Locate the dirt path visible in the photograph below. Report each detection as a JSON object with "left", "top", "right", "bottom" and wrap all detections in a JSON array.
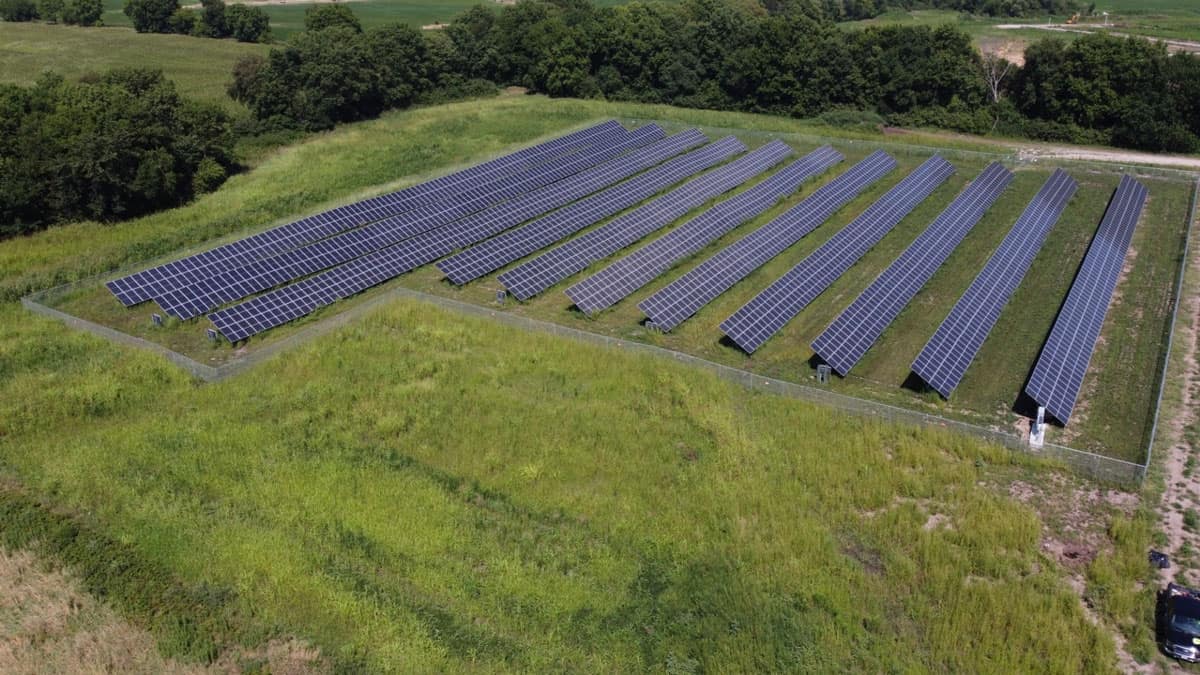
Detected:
[
  {"left": 183, "top": 0, "right": 362, "bottom": 7},
  {"left": 1158, "top": 212, "right": 1200, "bottom": 590},
  {"left": 885, "top": 127, "right": 1200, "bottom": 171},
  {"left": 996, "top": 23, "right": 1200, "bottom": 56}
]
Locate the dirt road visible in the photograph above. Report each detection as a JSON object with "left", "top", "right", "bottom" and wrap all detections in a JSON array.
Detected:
[{"left": 996, "top": 23, "right": 1200, "bottom": 56}]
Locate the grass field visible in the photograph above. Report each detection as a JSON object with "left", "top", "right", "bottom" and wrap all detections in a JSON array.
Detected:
[
  {"left": 0, "top": 293, "right": 1122, "bottom": 672},
  {"left": 0, "top": 22, "right": 266, "bottom": 112},
  {"left": 2, "top": 94, "right": 1189, "bottom": 670},
  {"left": 31, "top": 96, "right": 1193, "bottom": 464}
]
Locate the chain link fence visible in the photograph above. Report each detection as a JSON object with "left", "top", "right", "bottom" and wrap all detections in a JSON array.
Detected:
[{"left": 21, "top": 123, "right": 1200, "bottom": 487}]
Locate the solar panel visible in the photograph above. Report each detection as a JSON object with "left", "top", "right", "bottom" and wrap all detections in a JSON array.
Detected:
[
  {"left": 437, "top": 138, "right": 769, "bottom": 287},
  {"left": 638, "top": 150, "right": 897, "bottom": 333},
  {"left": 1024, "top": 175, "right": 1148, "bottom": 423},
  {"left": 105, "top": 120, "right": 626, "bottom": 306},
  {"left": 720, "top": 155, "right": 955, "bottom": 354},
  {"left": 315, "top": 130, "right": 722, "bottom": 288},
  {"left": 910, "top": 168, "right": 1078, "bottom": 396},
  {"left": 157, "top": 125, "right": 666, "bottom": 319},
  {"left": 809, "top": 162, "right": 1014, "bottom": 377},
  {"left": 564, "top": 146, "right": 843, "bottom": 316},
  {"left": 497, "top": 139, "right": 793, "bottom": 301}
]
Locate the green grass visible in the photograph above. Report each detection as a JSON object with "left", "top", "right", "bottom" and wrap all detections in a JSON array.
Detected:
[
  {"left": 2, "top": 94, "right": 1189, "bottom": 671},
  {"left": 0, "top": 22, "right": 267, "bottom": 112},
  {"left": 27, "top": 96, "right": 1189, "bottom": 464},
  {"left": 0, "top": 295, "right": 1120, "bottom": 671}
]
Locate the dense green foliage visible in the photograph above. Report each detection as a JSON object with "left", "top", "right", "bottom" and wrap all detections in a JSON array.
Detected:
[
  {"left": 0, "top": 0, "right": 38, "bottom": 21},
  {"left": 1012, "top": 33, "right": 1200, "bottom": 151},
  {"left": 229, "top": 22, "right": 455, "bottom": 130},
  {"left": 124, "top": 0, "right": 176, "bottom": 32},
  {"left": 231, "top": 0, "right": 1199, "bottom": 152},
  {"left": 303, "top": 2, "right": 361, "bottom": 33},
  {"left": 125, "top": 0, "right": 268, "bottom": 41},
  {"left": 0, "top": 69, "right": 234, "bottom": 237}
]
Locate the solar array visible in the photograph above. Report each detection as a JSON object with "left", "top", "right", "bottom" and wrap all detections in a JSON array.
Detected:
[
  {"left": 911, "top": 168, "right": 1078, "bottom": 397},
  {"left": 437, "top": 136, "right": 751, "bottom": 286},
  {"left": 720, "top": 155, "right": 955, "bottom": 354},
  {"left": 209, "top": 134, "right": 758, "bottom": 342},
  {"left": 564, "top": 146, "right": 843, "bottom": 316},
  {"left": 157, "top": 124, "right": 666, "bottom": 319},
  {"left": 497, "top": 140, "right": 792, "bottom": 301},
  {"left": 639, "top": 150, "right": 897, "bottom": 333},
  {"left": 106, "top": 120, "right": 625, "bottom": 306},
  {"left": 1025, "top": 175, "right": 1148, "bottom": 423},
  {"left": 108, "top": 118, "right": 1139, "bottom": 434},
  {"left": 341, "top": 135, "right": 744, "bottom": 285},
  {"left": 810, "top": 162, "right": 1014, "bottom": 376}
]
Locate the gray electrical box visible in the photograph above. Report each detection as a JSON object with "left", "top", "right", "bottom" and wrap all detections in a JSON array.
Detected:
[{"left": 817, "top": 364, "right": 831, "bottom": 384}]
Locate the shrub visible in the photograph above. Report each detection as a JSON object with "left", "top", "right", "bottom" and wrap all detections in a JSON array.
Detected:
[
  {"left": 0, "top": 69, "right": 234, "bottom": 237},
  {"left": 304, "top": 2, "right": 359, "bottom": 33},
  {"left": 123, "top": 0, "right": 178, "bottom": 33},
  {"left": 191, "top": 156, "right": 227, "bottom": 195},
  {"left": 224, "top": 2, "right": 268, "bottom": 42},
  {"left": 195, "top": 0, "right": 226, "bottom": 38},
  {"left": 0, "top": 0, "right": 38, "bottom": 21},
  {"left": 166, "top": 6, "right": 194, "bottom": 33},
  {"left": 61, "top": 0, "right": 102, "bottom": 25},
  {"left": 36, "top": 0, "right": 60, "bottom": 22}
]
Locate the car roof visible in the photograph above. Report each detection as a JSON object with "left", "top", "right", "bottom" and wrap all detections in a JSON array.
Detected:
[{"left": 1174, "top": 595, "right": 1200, "bottom": 616}]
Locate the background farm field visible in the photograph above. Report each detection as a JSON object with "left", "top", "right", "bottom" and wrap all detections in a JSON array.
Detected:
[
  {"left": 92, "top": 0, "right": 673, "bottom": 39},
  {"left": 0, "top": 22, "right": 267, "bottom": 112},
  {"left": 37, "top": 97, "right": 1194, "bottom": 465}
]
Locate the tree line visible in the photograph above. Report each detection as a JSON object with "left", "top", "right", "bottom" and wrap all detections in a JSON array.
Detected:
[
  {"left": 0, "top": 0, "right": 102, "bottom": 25},
  {"left": 0, "top": 70, "right": 234, "bottom": 237},
  {"left": 230, "top": 0, "right": 1200, "bottom": 153},
  {"left": 123, "top": 0, "right": 270, "bottom": 42}
]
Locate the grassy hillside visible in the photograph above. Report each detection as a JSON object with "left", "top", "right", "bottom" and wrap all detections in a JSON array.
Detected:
[
  {"left": 0, "top": 297, "right": 1120, "bottom": 672},
  {"left": 0, "top": 23, "right": 267, "bottom": 112},
  {"left": 0, "top": 96, "right": 1166, "bottom": 670}
]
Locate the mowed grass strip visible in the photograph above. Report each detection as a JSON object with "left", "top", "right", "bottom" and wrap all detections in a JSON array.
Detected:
[
  {"left": 0, "top": 294, "right": 1116, "bottom": 671},
  {"left": 0, "top": 23, "right": 267, "bottom": 112}
]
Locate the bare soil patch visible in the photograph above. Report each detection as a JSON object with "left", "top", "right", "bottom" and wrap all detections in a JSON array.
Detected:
[{"left": 0, "top": 547, "right": 329, "bottom": 675}]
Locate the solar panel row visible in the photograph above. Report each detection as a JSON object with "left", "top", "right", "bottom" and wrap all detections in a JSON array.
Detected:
[
  {"left": 405, "top": 130, "right": 717, "bottom": 271},
  {"left": 564, "top": 145, "right": 843, "bottom": 316},
  {"left": 1025, "top": 175, "right": 1148, "bottom": 423},
  {"left": 719, "top": 155, "right": 955, "bottom": 354},
  {"left": 497, "top": 139, "right": 793, "bottom": 301},
  {"left": 208, "top": 133, "right": 743, "bottom": 342},
  {"left": 436, "top": 137, "right": 754, "bottom": 287},
  {"left": 810, "top": 162, "right": 1014, "bottom": 377},
  {"left": 910, "top": 168, "right": 1078, "bottom": 397},
  {"left": 339, "top": 135, "right": 744, "bottom": 288},
  {"left": 106, "top": 120, "right": 626, "bottom": 306},
  {"left": 639, "top": 150, "right": 897, "bottom": 333},
  {"left": 160, "top": 124, "right": 665, "bottom": 319}
]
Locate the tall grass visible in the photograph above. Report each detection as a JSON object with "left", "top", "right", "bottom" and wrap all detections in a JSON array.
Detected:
[{"left": 0, "top": 297, "right": 1118, "bottom": 671}]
